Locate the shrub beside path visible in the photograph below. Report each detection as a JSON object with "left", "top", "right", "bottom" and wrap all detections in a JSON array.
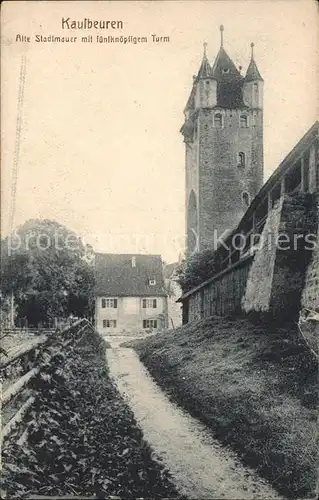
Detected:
[{"left": 1, "top": 332, "right": 181, "bottom": 498}]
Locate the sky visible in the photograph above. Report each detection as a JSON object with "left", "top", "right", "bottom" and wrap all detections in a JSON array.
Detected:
[{"left": 1, "top": 0, "right": 318, "bottom": 262}]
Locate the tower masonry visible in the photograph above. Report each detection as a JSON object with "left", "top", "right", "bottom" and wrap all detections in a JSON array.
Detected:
[{"left": 181, "top": 27, "right": 264, "bottom": 255}]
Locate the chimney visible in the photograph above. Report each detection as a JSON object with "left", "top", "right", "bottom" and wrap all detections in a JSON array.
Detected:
[{"left": 132, "top": 256, "right": 136, "bottom": 267}]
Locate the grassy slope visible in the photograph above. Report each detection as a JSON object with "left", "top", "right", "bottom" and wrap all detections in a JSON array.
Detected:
[{"left": 130, "top": 316, "right": 318, "bottom": 499}]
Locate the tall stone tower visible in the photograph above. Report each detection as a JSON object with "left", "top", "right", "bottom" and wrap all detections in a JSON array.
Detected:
[{"left": 181, "top": 26, "right": 264, "bottom": 255}]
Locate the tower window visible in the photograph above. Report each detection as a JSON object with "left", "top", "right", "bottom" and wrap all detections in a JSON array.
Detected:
[
  {"left": 253, "top": 83, "right": 259, "bottom": 106},
  {"left": 193, "top": 126, "right": 198, "bottom": 140},
  {"left": 240, "top": 115, "right": 248, "bottom": 128},
  {"left": 242, "top": 191, "right": 250, "bottom": 208},
  {"left": 214, "top": 113, "right": 223, "bottom": 128},
  {"left": 238, "top": 152, "right": 245, "bottom": 167},
  {"left": 222, "top": 68, "right": 230, "bottom": 74}
]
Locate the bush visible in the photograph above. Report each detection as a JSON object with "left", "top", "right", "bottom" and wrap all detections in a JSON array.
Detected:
[
  {"left": 2, "top": 331, "right": 180, "bottom": 499},
  {"left": 175, "top": 249, "right": 218, "bottom": 292}
]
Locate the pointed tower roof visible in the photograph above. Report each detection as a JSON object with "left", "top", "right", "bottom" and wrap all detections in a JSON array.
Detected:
[
  {"left": 211, "top": 26, "right": 242, "bottom": 82},
  {"left": 196, "top": 43, "right": 212, "bottom": 79},
  {"left": 211, "top": 46, "right": 242, "bottom": 81},
  {"left": 245, "top": 43, "right": 263, "bottom": 82},
  {"left": 211, "top": 25, "right": 245, "bottom": 109}
]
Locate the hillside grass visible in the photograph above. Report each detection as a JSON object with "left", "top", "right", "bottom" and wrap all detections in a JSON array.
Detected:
[{"left": 128, "top": 316, "right": 318, "bottom": 499}]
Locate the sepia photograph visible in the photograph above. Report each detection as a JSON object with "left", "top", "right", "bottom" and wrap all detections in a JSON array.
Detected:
[{"left": 1, "top": 0, "right": 318, "bottom": 498}]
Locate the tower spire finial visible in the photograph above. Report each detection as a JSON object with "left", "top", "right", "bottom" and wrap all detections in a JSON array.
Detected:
[
  {"left": 250, "top": 42, "right": 255, "bottom": 60},
  {"left": 203, "top": 42, "right": 208, "bottom": 57},
  {"left": 220, "top": 25, "right": 224, "bottom": 47}
]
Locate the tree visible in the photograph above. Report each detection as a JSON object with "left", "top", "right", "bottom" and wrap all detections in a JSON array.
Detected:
[
  {"left": 1, "top": 219, "right": 95, "bottom": 327},
  {"left": 175, "top": 249, "right": 218, "bottom": 293}
]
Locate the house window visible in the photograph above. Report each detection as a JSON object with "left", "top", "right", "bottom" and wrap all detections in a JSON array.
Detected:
[
  {"left": 143, "top": 319, "right": 158, "bottom": 329},
  {"left": 242, "top": 191, "right": 250, "bottom": 208},
  {"left": 101, "top": 298, "right": 117, "bottom": 308},
  {"left": 240, "top": 115, "right": 248, "bottom": 128},
  {"left": 103, "top": 319, "right": 117, "bottom": 328},
  {"left": 214, "top": 113, "right": 223, "bottom": 129},
  {"left": 238, "top": 152, "right": 245, "bottom": 167},
  {"left": 149, "top": 279, "right": 156, "bottom": 286},
  {"left": 142, "top": 298, "right": 157, "bottom": 309}
]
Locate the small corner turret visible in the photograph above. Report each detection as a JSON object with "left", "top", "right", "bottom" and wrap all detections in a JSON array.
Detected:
[{"left": 243, "top": 42, "right": 264, "bottom": 109}]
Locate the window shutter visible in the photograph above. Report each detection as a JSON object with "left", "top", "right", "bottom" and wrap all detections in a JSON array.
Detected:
[
  {"left": 114, "top": 299, "right": 118, "bottom": 308},
  {"left": 153, "top": 299, "right": 157, "bottom": 308},
  {"left": 142, "top": 299, "right": 146, "bottom": 308}
]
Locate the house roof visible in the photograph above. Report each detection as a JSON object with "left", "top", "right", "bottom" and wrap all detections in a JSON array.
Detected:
[{"left": 94, "top": 253, "right": 167, "bottom": 297}]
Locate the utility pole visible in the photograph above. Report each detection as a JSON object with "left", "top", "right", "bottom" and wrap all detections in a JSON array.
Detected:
[
  {"left": 8, "top": 55, "right": 27, "bottom": 328},
  {"left": 10, "top": 292, "right": 15, "bottom": 327}
]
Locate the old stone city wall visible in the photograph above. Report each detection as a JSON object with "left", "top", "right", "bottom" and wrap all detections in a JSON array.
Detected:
[{"left": 185, "top": 192, "right": 318, "bottom": 323}]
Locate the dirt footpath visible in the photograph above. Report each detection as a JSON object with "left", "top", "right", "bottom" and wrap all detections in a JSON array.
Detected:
[{"left": 106, "top": 347, "right": 282, "bottom": 500}]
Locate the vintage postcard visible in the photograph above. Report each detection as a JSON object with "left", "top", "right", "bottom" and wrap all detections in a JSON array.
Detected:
[{"left": 1, "top": 0, "right": 318, "bottom": 499}]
